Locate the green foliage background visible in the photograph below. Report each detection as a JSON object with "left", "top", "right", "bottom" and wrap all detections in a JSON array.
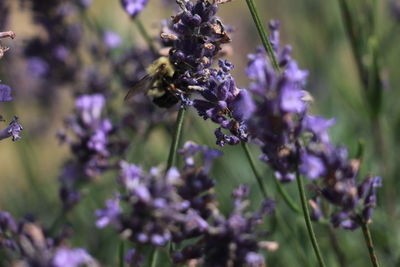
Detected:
[{"left": 0, "top": 0, "right": 399, "bottom": 266}]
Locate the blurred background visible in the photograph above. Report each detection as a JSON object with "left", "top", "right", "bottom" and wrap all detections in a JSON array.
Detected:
[{"left": 0, "top": 0, "right": 399, "bottom": 266}]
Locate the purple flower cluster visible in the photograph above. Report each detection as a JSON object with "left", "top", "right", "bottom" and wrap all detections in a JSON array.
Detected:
[
  {"left": 160, "top": 0, "right": 232, "bottom": 106},
  {"left": 96, "top": 142, "right": 223, "bottom": 258},
  {"left": 193, "top": 60, "right": 255, "bottom": 146},
  {"left": 159, "top": 0, "right": 253, "bottom": 145},
  {"left": 174, "top": 185, "right": 276, "bottom": 266},
  {"left": 246, "top": 21, "right": 381, "bottom": 229},
  {"left": 174, "top": 141, "right": 221, "bottom": 240},
  {"left": 58, "top": 94, "right": 121, "bottom": 210},
  {"left": 246, "top": 21, "right": 309, "bottom": 182},
  {"left": 96, "top": 141, "right": 277, "bottom": 266},
  {"left": 0, "top": 211, "right": 98, "bottom": 266},
  {"left": 303, "top": 143, "right": 382, "bottom": 229},
  {"left": 96, "top": 162, "right": 203, "bottom": 247}
]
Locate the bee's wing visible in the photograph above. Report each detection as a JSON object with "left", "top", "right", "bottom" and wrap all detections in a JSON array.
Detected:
[{"left": 124, "top": 75, "right": 155, "bottom": 101}]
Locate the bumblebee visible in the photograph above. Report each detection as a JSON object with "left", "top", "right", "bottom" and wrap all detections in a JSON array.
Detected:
[{"left": 124, "top": 57, "right": 179, "bottom": 108}]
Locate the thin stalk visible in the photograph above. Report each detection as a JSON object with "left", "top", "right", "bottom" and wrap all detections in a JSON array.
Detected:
[
  {"left": 119, "top": 241, "right": 125, "bottom": 267},
  {"left": 241, "top": 141, "right": 302, "bottom": 213},
  {"left": 134, "top": 18, "right": 157, "bottom": 55},
  {"left": 274, "top": 209, "right": 309, "bottom": 266},
  {"left": 241, "top": 142, "right": 302, "bottom": 213},
  {"left": 337, "top": 0, "right": 366, "bottom": 86},
  {"left": 166, "top": 107, "right": 186, "bottom": 170},
  {"left": 328, "top": 225, "right": 348, "bottom": 267},
  {"left": 245, "top": 0, "right": 280, "bottom": 72},
  {"left": 149, "top": 248, "right": 159, "bottom": 267},
  {"left": 360, "top": 218, "right": 380, "bottom": 267},
  {"left": 295, "top": 166, "right": 326, "bottom": 267},
  {"left": 272, "top": 176, "right": 302, "bottom": 214},
  {"left": 48, "top": 211, "right": 67, "bottom": 236},
  {"left": 241, "top": 141, "right": 268, "bottom": 198}
]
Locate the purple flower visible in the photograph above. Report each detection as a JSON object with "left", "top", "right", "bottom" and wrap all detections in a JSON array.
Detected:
[
  {"left": 280, "top": 84, "right": 306, "bottom": 113},
  {"left": 0, "top": 211, "right": 17, "bottom": 233},
  {"left": 300, "top": 153, "right": 325, "bottom": 180},
  {"left": 304, "top": 115, "right": 336, "bottom": 143},
  {"left": 27, "top": 57, "right": 49, "bottom": 78},
  {"left": 58, "top": 93, "right": 123, "bottom": 210},
  {"left": 245, "top": 252, "right": 265, "bottom": 267},
  {"left": 193, "top": 60, "right": 251, "bottom": 146},
  {"left": 284, "top": 61, "right": 309, "bottom": 84},
  {"left": 0, "top": 116, "right": 23, "bottom": 141},
  {"left": 159, "top": 0, "right": 239, "bottom": 119},
  {"left": 0, "top": 84, "right": 12, "bottom": 102},
  {"left": 245, "top": 22, "right": 311, "bottom": 181},
  {"left": 75, "top": 94, "right": 105, "bottom": 127},
  {"left": 53, "top": 248, "right": 95, "bottom": 267},
  {"left": 231, "top": 89, "right": 256, "bottom": 121},
  {"left": 245, "top": 20, "right": 381, "bottom": 230},
  {"left": 359, "top": 176, "right": 382, "bottom": 222},
  {"left": 178, "top": 141, "right": 222, "bottom": 173},
  {"left": 177, "top": 141, "right": 220, "bottom": 221},
  {"left": 95, "top": 197, "right": 122, "bottom": 228},
  {"left": 120, "top": 0, "right": 149, "bottom": 18},
  {"left": 174, "top": 186, "right": 274, "bottom": 266},
  {"left": 246, "top": 47, "right": 271, "bottom": 90},
  {"left": 97, "top": 162, "right": 190, "bottom": 247},
  {"left": 103, "top": 30, "right": 122, "bottom": 49}
]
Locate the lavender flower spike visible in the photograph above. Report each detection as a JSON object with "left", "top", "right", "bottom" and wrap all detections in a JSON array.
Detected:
[
  {"left": 0, "top": 116, "right": 23, "bottom": 141},
  {"left": 174, "top": 186, "right": 277, "bottom": 266}
]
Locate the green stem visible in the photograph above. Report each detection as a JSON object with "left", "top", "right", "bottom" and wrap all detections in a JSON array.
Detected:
[
  {"left": 119, "top": 241, "right": 125, "bottom": 267},
  {"left": 295, "top": 166, "right": 326, "bottom": 267},
  {"left": 360, "top": 218, "right": 380, "bottom": 267},
  {"left": 274, "top": 209, "right": 309, "bottom": 266},
  {"left": 337, "top": 0, "right": 366, "bottom": 86},
  {"left": 245, "top": 0, "right": 280, "bottom": 72},
  {"left": 149, "top": 248, "right": 159, "bottom": 267},
  {"left": 272, "top": 176, "right": 302, "bottom": 214},
  {"left": 134, "top": 18, "right": 157, "bottom": 55},
  {"left": 48, "top": 211, "right": 67, "bottom": 236},
  {"left": 241, "top": 142, "right": 268, "bottom": 198},
  {"left": 241, "top": 142, "right": 302, "bottom": 213},
  {"left": 166, "top": 107, "right": 186, "bottom": 170},
  {"left": 328, "top": 225, "right": 348, "bottom": 267}
]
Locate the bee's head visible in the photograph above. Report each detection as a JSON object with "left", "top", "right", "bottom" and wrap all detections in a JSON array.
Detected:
[{"left": 147, "top": 57, "right": 175, "bottom": 77}]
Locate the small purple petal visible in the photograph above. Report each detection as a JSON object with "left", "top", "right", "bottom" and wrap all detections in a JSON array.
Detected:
[{"left": 0, "top": 84, "right": 12, "bottom": 102}]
